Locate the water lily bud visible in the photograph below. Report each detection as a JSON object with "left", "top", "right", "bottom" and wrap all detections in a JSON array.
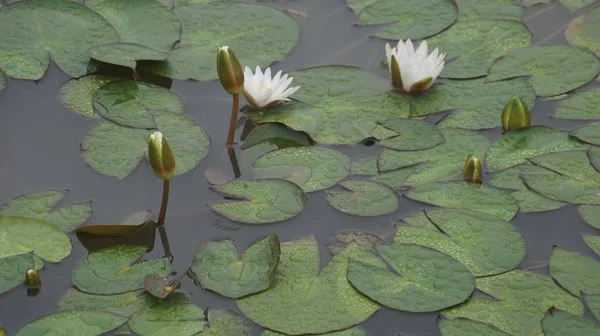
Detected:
[
  {"left": 217, "top": 46, "right": 244, "bottom": 95},
  {"left": 0, "top": 328, "right": 6, "bottom": 336},
  {"left": 462, "top": 155, "right": 483, "bottom": 184},
  {"left": 148, "top": 131, "right": 176, "bottom": 180},
  {"left": 389, "top": 55, "right": 403, "bottom": 90},
  {"left": 502, "top": 95, "right": 531, "bottom": 132},
  {"left": 25, "top": 269, "right": 41, "bottom": 286}
]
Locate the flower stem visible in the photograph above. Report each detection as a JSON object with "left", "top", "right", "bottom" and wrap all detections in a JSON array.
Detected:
[
  {"left": 226, "top": 94, "right": 240, "bottom": 147},
  {"left": 157, "top": 180, "right": 170, "bottom": 226}
]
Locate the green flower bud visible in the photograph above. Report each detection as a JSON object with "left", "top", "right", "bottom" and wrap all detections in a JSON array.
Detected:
[
  {"left": 148, "top": 131, "right": 176, "bottom": 180},
  {"left": 25, "top": 269, "right": 41, "bottom": 286},
  {"left": 462, "top": 155, "right": 483, "bottom": 184},
  {"left": 502, "top": 95, "right": 531, "bottom": 133},
  {"left": 217, "top": 46, "right": 244, "bottom": 95}
]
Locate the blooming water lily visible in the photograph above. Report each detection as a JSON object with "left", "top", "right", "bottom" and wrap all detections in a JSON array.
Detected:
[
  {"left": 243, "top": 66, "right": 300, "bottom": 109},
  {"left": 385, "top": 39, "right": 446, "bottom": 93}
]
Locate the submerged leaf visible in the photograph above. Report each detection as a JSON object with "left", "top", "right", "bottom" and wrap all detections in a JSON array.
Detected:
[
  {"left": 326, "top": 180, "right": 399, "bottom": 216},
  {"left": 75, "top": 211, "right": 155, "bottom": 237},
  {"left": 566, "top": 7, "right": 600, "bottom": 57},
  {"left": 242, "top": 123, "right": 311, "bottom": 150},
  {"left": 59, "top": 75, "right": 120, "bottom": 118},
  {"left": 0, "top": 253, "right": 34, "bottom": 295},
  {"left": 15, "top": 311, "right": 127, "bottom": 336},
  {"left": 554, "top": 89, "right": 600, "bottom": 120},
  {"left": 58, "top": 289, "right": 150, "bottom": 317},
  {"left": 0, "top": 217, "right": 72, "bottom": 263},
  {"left": 128, "top": 293, "right": 205, "bottom": 336}
]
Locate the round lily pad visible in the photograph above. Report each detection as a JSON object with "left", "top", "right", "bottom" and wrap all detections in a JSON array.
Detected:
[
  {"left": 241, "top": 123, "right": 311, "bottom": 150},
  {"left": 128, "top": 293, "right": 205, "bottom": 336},
  {"left": 571, "top": 122, "right": 600, "bottom": 145},
  {"left": 378, "top": 118, "right": 444, "bottom": 150},
  {"left": 405, "top": 181, "right": 519, "bottom": 221},
  {"left": 453, "top": 0, "right": 522, "bottom": 20},
  {"left": 15, "top": 311, "right": 127, "bottom": 336},
  {"left": 58, "top": 289, "right": 150, "bottom": 317},
  {"left": 247, "top": 66, "right": 411, "bottom": 145},
  {"left": 554, "top": 89, "right": 600, "bottom": 120},
  {"left": 550, "top": 247, "right": 600, "bottom": 297},
  {"left": 0, "top": 253, "right": 34, "bottom": 295},
  {"left": 144, "top": 2, "right": 299, "bottom": 81},
  {"left": 59, "top": 75, "right": 121, "bottom": 118},
  {"left": 210, "top": 179, "right": 307, "bottom": 224},
  {"left": 542, "top": 310, "right": 600, "bottom": 336},
  {"left": 253, "top": 147, "right": 351, "bottom": 192},
  {"left": 348, "top": 243, "right": 475, "bottom": 312},
  {"left": 73, "top": 245, "right": 171, "bottom": 295},
  {"left": 0, "top": 0, "right": 119, "bottom": 80},
  {"left": 426, "top": 20, "right": 531, "bottom": 79},
  {"left": 89, "top": 43, "right": 169, "bottom": 69},
  {"left": 357, "top": 0, "right": 457, "bottom": 40},
  {"left": 325, "top": 180, "right": 399, "bottom": 216},
  {"left": 487, "top": 45, "right": 600, "bottom": 97},
  {"left": 439, "top": 319, "right": 512, "bottom": 336},
  {"left": 567, "top": 7, "right": 600, "bottom": 57},
  {"left": 579, "top": 205, "right": 600, "bottom": 229}
]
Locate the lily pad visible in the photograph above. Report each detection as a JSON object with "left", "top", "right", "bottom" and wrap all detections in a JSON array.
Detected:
[
  {"left": 579, "top": 205, "right": 600, "bottom": 229},
  {"left": 412, "top": 78, "right": 536, "bottom": 130},
  {"left": 426, "top": 20, "right": 531, "bottom": 79},
  {"left": 190, "top": 234, "right": 280, "bottom": 298},
  {"left": 237, "top": 237, "right": 386, "bottom": 335},
  {"left": 89, "top": 43, "right": 169, "bottom": 69},
  {"left": 372, "top": 166, "right": 416, "bottom": 190},
  {"left": 247, "top": 66, "right": 411, "bottom": 145},
  {"left": 571, "top": 122, "right": 600, "bottom": 145},
  {"left": 583, "top": 235, "right": 600, "bottom": 256},
  {"left": 550, "top": 247, "right": 600, "bottom": 297},
  {"left": 0, "top": 71, "right": 5, "bottom": 94},
  {"left": 325, "top": 180, "right": 399, "bottom": 216},
  {"left": 59, "top": 75, "right": 120, "bottom": 118},
  {"left": 0, "top": 0, "right": 119, "bottom": 79},
  {"left": 73, "top": 245, "right": 170, "bottom": 295},
  {"left": 586, "top": 294, "right": 600, "bottom": 321},
  {"left": 350, "top": 156, "right": 378, "bottom": 176},
  {"left": 486, "top": 126, "right": 587, "bottom": 171},
  {"left": 542, "top": 310, "right": 600, "bottom": 336},
  {"left": 438, "top": 319, "right": 512, "bottom": 336},
  {"left": 567, "top": 7, "right": 600, "bottom": 57},
  {"left": 378, "top": 118, "right": 444, "bottom": 150},
  {"left": 525, "top": 0, "right": 597, "bottom": 12},
  {"left": 253, "top": 147, "right": 351, "bottom": 192},
  {"left": 379, "top": 128, "right": 490, "bottom": 187},
  {"left": 145, "top": 2, "right": 298, "bottom": 81},
  {"left": 487, "top": 45, "right": 600, "bottom": 97},
  {"left": 0, "top": 216, "right": 72, "bottom": 263},
  {"left": 334, "top": 231, "right": 385, "bottom": 249},
  {"left": 401, "top": 211, "right": 438, "bottom": 231},
  {"left": 262, "top": 327, "right": 366, "bottom": 336},
  {"left": 453, "top": 0, "right": 522, "bottom": 20},
  {"left": 0, "top": 253, "right": 34, "bottom": 295},
  {"left": 554, "top": 89, "right": 600, "bottom": 120},
  {"left": 128, "top": 293, "right": 205, "bottom": 336},
  {"left": 200, "top": 309, "right": 252, "bottom": 336},
  {"left": 75, "top": 210, "right": 155, "bottom": 237},
  {"left": 242, "top": 123, "right": 311, "bottom": 150},
  {"left": 405, "top": 181, "right": 519, "bottom": 221},
  {"left": 356, "top": 0, "right": 457, "bottom": 40},
  {"left": 394, "top": 209, "right": 526, "bottom": 276},
  {"left": 58, "top": 289, "right": 150, "bottom": 317},
  {"left": 210, "top": 179, "right": 307, "bottom": 224},
  {"left": 348, "top": 243, "right": 475, "bottom": 312},
  {"left": 15, "top": 311, "right": 127, "bottom": 336}
]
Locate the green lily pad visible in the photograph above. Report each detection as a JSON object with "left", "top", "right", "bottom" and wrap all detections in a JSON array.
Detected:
[
  {"left": 0, "top": 0, "right": 119, "bottom": 80},
  {"left": 326, "top": 180, "right": 399, "bottom": 216},
  {"left": 439, "top": 319, "right": 511, "bottom": 336},
  {"left": 73, "top": 245, "right": 170, "bottom": 295},
  {"left": 241, "top": 123, "right": 311, "bottom": 150},
  {"left": 486, "top": 126, "right": 587, "bottom": 171},
  {"left": 0, "top": 189, "right": 93, "bottom": 232},
  {"left": 583, "top": 235, "right": 600, "bottom": 256},
  {"left": 93, "top": 81, "right": 183, "bottom": 129},
  {"left": 571, "top": 122, "right": 600, "bottom": 145},
  {"left": 490, "top": 165, "right": 566, "bottom": 213},
  {"left": 579, "top": 205, "right": 600, "bottom": 229},
  {"left": 0, "top": 252, "right": 34, "bottom": 295},
  {"left": 334, "top": 231, "right": 385, "bottom": 249},
  {"left": 210, "top": 179, "right": 307, "bottom": 224},
  {"left": 586, "top": 294, "right": 600, "bottom": 321},
  {"left": 567, "top": 7, "right": 600, "bottom": 57},
  {"left": 379, "top": 128, "right": 490, "bottom": 187},
  {"left": 348, "top": 243, "right": 475, "bottom": 312},
  {"left": 15, "top": 311, "right": 127, "bottom": 336},
  {"left": 58, "top": 289, "right": 150, "bottom": 317},
  {"left": 89, "top": 43, "right": 169, "bottom": 69},
  {"left": 0, "top": 71, "right": 5, "bottom": 94},
  {"left": 262, "top": 326, "right": 366, "bottom": 336},
  {"left": 487, "top": 45, "right": 600, "bottom": 97},
  {"left": 86, "top": 0, "right": 180, "bottom": 52},
  {"left": 550, "top": 247, "right": 600, "bottom": 297},
  {"left": 589, "top": 147, "right": 600, "bottom": 172},
  {"left": 426, "top": 20, "right": 531, "bottom": 79},
  {"left": 253, "top": 147, "right": 351, "bottom": 192},
  {"left": 412, "top": 78, "right": 536, "bottom": 130},
  {"left": 406, "top": 181, "right": 519, "bottom": 221},
  {"left": 555, "top": 89, "right": 600, "bottom": 120},
  {"left": 247, "top": 66, "right": 411, "bottom": 145},
  {"left": 453, "top": 0, "right": 522, "bottom": 20},
  {"left": 144, "top": 2, "right": 298, "bottom": 81},
  {"left": 542, "top": 310, "right": 600, "bottom": 336},
  {"left": 394, "top": 209, "right": 526, "bottom": 276},
  {"left": 350, "top": 156, "right": 378, "bottom": 176},
  {"left": 401, "top": 211, "right": 438, "bottom": 230},
  {"left": 0, "top": 216, "right": 71, "bottom": 263},
  {"left": 59, "top": 75, "right": 120, "bottom": 118},
  {"left": 524, "top": 0, "right": 597, "bottom": 12},
  {"left": 190, "top": 234, "right": 280, "bottom": 298},
  {"left": 200, "top": 309, "right": 252, "bottom": 336},
  {"left": 128, "top": 293, "right": 205, "bottom": 336},
  {"left": 237, "top": 237, "right": 386, "bottom": 335},
  {"left": 372, "top": 166, "right": 416, "bottom": 190},
  {"left": 378, "top": 118, "right": 444, "bottom": 150},
  {"left": 356, "top": 0, "right": 457, "bottom": 40}
]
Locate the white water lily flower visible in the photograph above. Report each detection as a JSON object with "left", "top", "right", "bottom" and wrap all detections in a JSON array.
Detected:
[
  {"left": 242, "top": 66, "right": 300, "bottom": 109},
  {"left": 385, "top": 39, "right": 446, "bottom": 93}
]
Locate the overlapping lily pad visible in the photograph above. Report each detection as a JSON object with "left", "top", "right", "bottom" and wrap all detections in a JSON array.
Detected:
[
  {"left": 372, "top": 166, "right": 416, "bottom": 190},
  {"left": 438, "top": 319, "right": 511, "bottom": 336},
  {"left": 15, "top": 311, "right": 127, "bottom": 336},
  {"left": 567, "top": 7, "right": 600, "bottom": 57},
  {"left": 0, "top": 0, "right": 119, "bottom": 80},
  {"left": 89, "top": 43, "right": 169, "bottom": 69},
  {"left": 247, "top": 66, "right": 411, "bottom": 145},
  {"left": 0, "top": 252, "right": 34, "bottom": 295},
  {"left": 59, "top": 75, "right": 120, "bottom": 118},
  {"left": 0, "top": 189, "right": 93, "bottom": 232},
  {"left": 201, "top": 308, "right": 253, "bottom": 336},
  {"left": 326, "top": 180, "right": 398, "bottom": 216},
  {"left": 190, "top": 234, "right": 280, "bottom": 298},
  {"left": 583, "top": 235, "right": 600, "bottom": 256},
  {"left": 487, "top": 45, "right": 600, "bottom": 97},
  {"left": 144, "top": 2, "right": 299, "bottom": 81},
  {"left": 378, "top": 118, "right": 444, "bottom": 150},
  {"left": 394, "top": 209, "right": 526, "bottom": 276},
  {"left": 426, "top": 20, "right": 531, "bottom": 79},
  {"left": 452, "top": 0, "right": 522, "bottom": 20},
  {"left": 253, "top": 147, "right": 351, "bottom": 192},
  {"left": 58, "top": 289, "right": 150, "bottom": 317},
  {"left": 571, "top": 122, "right": 600, "bottom": 145},
  {"left": 242, "top": 123, "right": 311, "bottom": 150},
  {"left": 555, "top": 89, "right": 600, "bottom": 120},
  {"left": 237, "top": 237, "right": 386, "bottom": 335},
  {"left": 586, "top": 294, "right": 600, "bottom": 321},
  {"left": 128, "top": 293, "right": 205, "bottom": 336},
  {"left": 348, "top": 243, "right": 475, "bottom": 312},
  {"left": 0, "top": 217, "right": 72, "bottom": 263},
  {"left": 542, "top": 310, "right": 600, "bottom": 336},
  {"left": 350, "top": 156, "right": 378, "bottom": 176},
  {"left": 210, "top": 179, "right": 307, "bottom": 224},
  {"left": 550, "top": 247, "right": 600, "bottom": 297},
  {"left": 73, "top": 245, "right": 170, "bottom": 295},
  {"left": 579, "top": 205, "right": 600, "bottom": 229}
]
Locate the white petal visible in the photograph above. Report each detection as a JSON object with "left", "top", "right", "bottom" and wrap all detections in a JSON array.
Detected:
[
  {"left": 414, "top": 41, "right": 429, "bottom": 61},
  {"left": 405, "top": 39, "right": 415, "bottom": 57}
]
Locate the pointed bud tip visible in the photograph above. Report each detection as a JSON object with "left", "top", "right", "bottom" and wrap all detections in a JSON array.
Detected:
[
  {"left": 25, "top": 269, "right": 41, "bottom": 286},
  {"left": 148, "top": 131, "right": 176, "bottom": 181},
  {"left": 217, "top": 46, "right": 244, "bottom": 95},
  {"left": 502, "top": 95, "right": 531, "bottom": 132},
  {"left": 462, "top": 155, "right": 483, "bottom": 184}
]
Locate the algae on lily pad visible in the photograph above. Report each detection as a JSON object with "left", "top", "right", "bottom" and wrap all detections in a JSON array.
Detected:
[
  {"left": 89, "top": 43, "right": 169, "bottom": 69},
  {"left": 73, "top": 245, "right": 170, "bottom": 295},
  {"left": 567, "top": 7, "right": 600, "bottom": 57},
  {"left": 210, "top": 179, "right": 307, "bottom": 224},
  {"left": 15, "top": 311, "right": 127, "bottom": 336},
  {"left": 58, "top": 289, "right": 150, "bottom": 317},
  {"left": 59, "top": 75, "right": 120, "bottom": 118},
  {"left": 550, "top": 247, "right": 600, "bottom": 297},
  {"left": 377, "top": 118, "right": 444, "bottom": 150},
  {"left": 242, "top": 123, "right": 311, "bottom": 150},
  {"left": 487, "top": 45, "right": 600, "bottom": 97},
  {"left": 347, "top": 243, "right": 475, "bottom": 312},
  {"left": 247, "top": 66, "right": 411, "bottom": 145},
  {"left": 325, "top": 180, "right": 399, "bottom": 216},
  {"left": 190, "top": 234, "right": 280, "bottom": 298},
  {"left": 128, "top": 293, "right": 205, "bottom": 336},
  {"left": 579, "top": 205, "right": 600, "bottom": 229},
  {"left": 0, "top": 0, "right": 119, "bottom": 80},
  {"left": 237, "top": 237, "right": 386, "bottom": 335},
  {"left": 542, "top": 310, "right": 600, "bottom": 336},
  {"left": 0, "top": 252, "right": 34, "bottom": 295},
  {"left": 438, "top": 319, "right": 512, "bottom": 336},
  {"left": 554, "top": 89, "right": 600, "bottom": 120}
]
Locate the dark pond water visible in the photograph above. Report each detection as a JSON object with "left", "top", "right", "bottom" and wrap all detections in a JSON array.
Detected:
[{"left": 1, "top": 0, "right": 600, "bottom": 335}]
